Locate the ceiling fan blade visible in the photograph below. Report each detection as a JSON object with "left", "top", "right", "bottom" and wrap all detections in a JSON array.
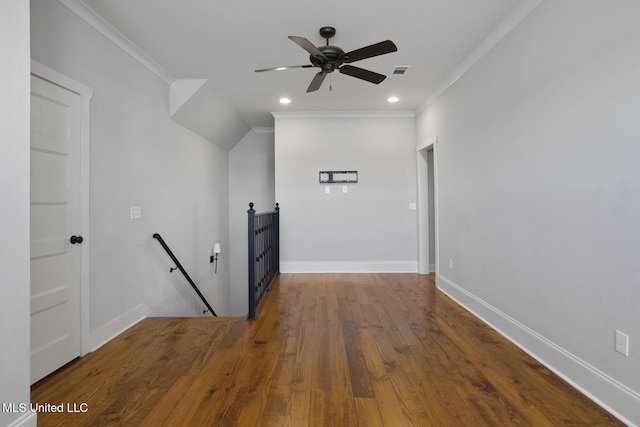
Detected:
[
  {"left": 255, "top": 65, "right": 313, "bottom": 72},
  {"left": 288, "top": 36, "right": 327, "bottom": 60},
  {"left": 306, "top": 71, "right": 327, "bottom": 92},
  {"left": 344, "top": 40, "right": 397, "bottom": 63},
  {"left": 339, "top": 65, "right": 386, "bottom": 84}
]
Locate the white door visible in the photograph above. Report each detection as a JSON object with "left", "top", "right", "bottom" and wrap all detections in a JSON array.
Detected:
[{"left": 30, "top": 75, "right": 82, "bottom": 384}]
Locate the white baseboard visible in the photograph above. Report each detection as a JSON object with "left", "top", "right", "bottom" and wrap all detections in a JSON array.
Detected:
[
  {"left": 280, "top": 261, "right": 418, "bottom": 273},
  {"left": 436, "top": 274, "right": 639, "bottom": 427},
  {"left": 85, "top": 303, "right": 151, "bottom": 354},
  {"left": 6, "top": 412, "right": 37, "bottom": 427}
]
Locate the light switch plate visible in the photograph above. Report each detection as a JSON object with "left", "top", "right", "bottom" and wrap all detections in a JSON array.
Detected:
[{"left": 130, "top": 206, "right": 141, "bottom": 220}]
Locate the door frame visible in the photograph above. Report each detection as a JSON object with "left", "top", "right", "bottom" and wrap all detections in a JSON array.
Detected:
[
  {"left": 31, "top": 60, "right": 93, "bottom": 356},
  {"left": 416, "top": 136, "right": 438, "bottom": 275}
]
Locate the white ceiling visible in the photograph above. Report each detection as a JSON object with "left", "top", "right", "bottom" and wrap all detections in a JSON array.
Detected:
[{"left": 81, "top": 0, "right": 524, "bottom": 128}]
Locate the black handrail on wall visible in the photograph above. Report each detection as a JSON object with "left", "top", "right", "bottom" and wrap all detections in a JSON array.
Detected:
[
  {"left": 247, "top": 202, "right": 280, "bottom": 320},
  {"left": 153, "top": 233, "right": 217, "bottom": 317}
]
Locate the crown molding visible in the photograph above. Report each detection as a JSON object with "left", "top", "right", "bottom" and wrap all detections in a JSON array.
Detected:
[
  {"left": 57, "top": 0, "right": 175, "bottom": 85},
  {"left": 415, "top": 0, "right": 544, "bottom": 114},
  {"left": 272, "top": 111, "right": 415, "bottom": 119}
]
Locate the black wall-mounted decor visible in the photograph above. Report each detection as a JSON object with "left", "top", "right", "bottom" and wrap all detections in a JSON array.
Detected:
[{"left": 319, "top": 171, "right": 358, "bottom": 184}]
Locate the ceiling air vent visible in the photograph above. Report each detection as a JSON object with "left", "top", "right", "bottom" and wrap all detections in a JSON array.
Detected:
[{"left": 392, "top": 66, "right": 410, "bottom": 76}]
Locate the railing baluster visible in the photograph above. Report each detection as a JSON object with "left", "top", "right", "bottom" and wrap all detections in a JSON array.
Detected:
[
  {"left": 247, "top": 203, "right": 257, "bottom": 320},
  {"left": 247, "top": 202, "right": 280, "bottom": 321}
]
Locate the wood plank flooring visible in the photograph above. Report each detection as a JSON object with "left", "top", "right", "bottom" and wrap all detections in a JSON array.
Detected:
[{"left": 31, "top": 273, "right": 624, "bottom": 426}]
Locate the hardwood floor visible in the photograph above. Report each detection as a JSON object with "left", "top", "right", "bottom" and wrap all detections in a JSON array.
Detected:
[{"left": 31, "top": 274, "right": 624, "bottom": 426}]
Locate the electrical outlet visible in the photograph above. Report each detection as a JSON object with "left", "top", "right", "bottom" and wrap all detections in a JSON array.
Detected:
[
  {"left": 343, "top": 186, "right": 348, "bottom": 193},
  {"left": 615, "top": 330, "right": 629, "bottom": 357},
  {"left": 449, "top": 258, "right": 453, "bottom": 269}
]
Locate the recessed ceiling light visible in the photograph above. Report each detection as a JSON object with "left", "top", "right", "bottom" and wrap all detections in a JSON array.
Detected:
[
  {"left": 279, "top": 97, "right": 291, "bottom": 104},
  {"left": 387, "top": 96, "right": 399, "bottom": 103}
]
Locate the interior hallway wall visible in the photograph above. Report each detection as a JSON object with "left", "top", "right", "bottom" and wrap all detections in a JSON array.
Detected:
[
  {"left": 0, "top": 2, "right": 34, "bottom": 426},
  {"left": 274, "top": 113, "right": 418, "bottom": 272},
  {"left": 416, "top": 1, "right": 640, "bottom": 423},
  {"left": 31, "top": 0, "right": 232, "bottom": 330}
]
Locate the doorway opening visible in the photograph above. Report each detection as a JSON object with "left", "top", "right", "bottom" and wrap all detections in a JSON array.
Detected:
[{"left": 417, "top": 137, "right": 437, "bottom": 275}]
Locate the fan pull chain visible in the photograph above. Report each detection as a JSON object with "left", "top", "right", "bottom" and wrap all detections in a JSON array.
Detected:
[{"left": 329, "top": 73, "right": 332, "bottom": 92}]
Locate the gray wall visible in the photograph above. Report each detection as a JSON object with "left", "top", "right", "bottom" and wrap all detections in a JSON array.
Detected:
[
  {"left": 274, "top": 113, "right": 418, "bottom": 272},
  {"left": 0, "top": 3, "right": 33, "bottom": 426},
  {"left": 416, "top": 1, "right": 640, "bottom": 423},
  {"left": 228, "top": 129, "right": 275, "bottom": 316},
  {"left": 31, "top": 0, "right": 233, "bottom": 328}
]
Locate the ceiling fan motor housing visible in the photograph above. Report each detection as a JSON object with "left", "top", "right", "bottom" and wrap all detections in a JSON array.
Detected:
[{"left": 310, "top": 45, "right": 345, "bottom": 72}]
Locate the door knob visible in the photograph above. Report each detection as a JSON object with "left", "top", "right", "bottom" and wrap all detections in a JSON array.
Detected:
[{"left": 70, "top": 235, "right": 84, "bottom": 244}]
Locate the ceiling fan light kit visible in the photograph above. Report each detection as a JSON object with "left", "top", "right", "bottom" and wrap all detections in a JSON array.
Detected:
[{"left": 255, "top": 26, "right": 397, "bottom": 93}]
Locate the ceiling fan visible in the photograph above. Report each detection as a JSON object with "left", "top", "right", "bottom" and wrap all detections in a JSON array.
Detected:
[{"left": 255, "top": 26, "right": 397, "bottom": 93}]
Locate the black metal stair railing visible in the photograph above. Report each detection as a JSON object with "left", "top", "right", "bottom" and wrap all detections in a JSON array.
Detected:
[
  {"left": 153, "top": 233, "right": 217, "bottom": 316},
  {"left": 247, "top": 202, "right": 280, "bottom": 320}
]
